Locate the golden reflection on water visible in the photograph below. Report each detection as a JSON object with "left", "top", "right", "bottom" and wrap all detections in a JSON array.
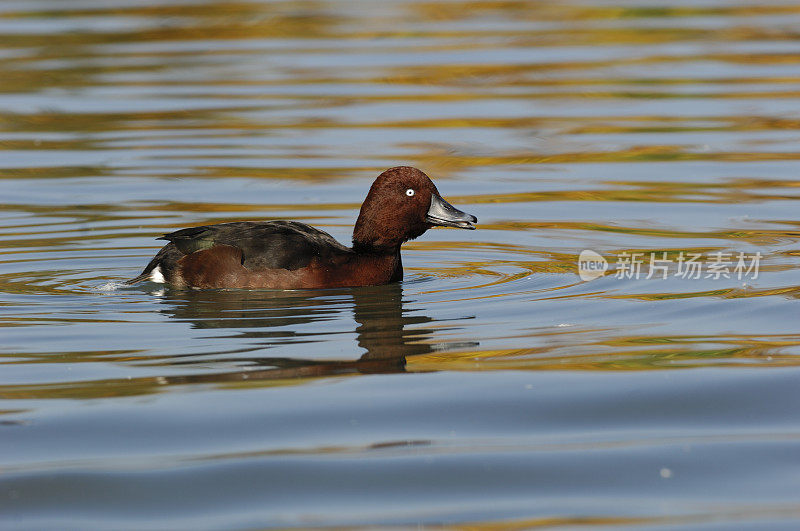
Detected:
[{"left": 409, "top": 337, "right": 800, "bottom": 373}]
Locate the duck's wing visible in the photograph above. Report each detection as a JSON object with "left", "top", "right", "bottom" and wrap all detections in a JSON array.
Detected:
[{"left": 159, "top": 221, "right": 351, "bottom": 271}]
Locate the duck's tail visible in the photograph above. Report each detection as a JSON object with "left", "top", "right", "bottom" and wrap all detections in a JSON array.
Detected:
[
  {"left": 126, "top": 243, "right": 177, "bottom": 285},
  {"left": 125, "top": 271, "right": 152, "bottom": 285}
]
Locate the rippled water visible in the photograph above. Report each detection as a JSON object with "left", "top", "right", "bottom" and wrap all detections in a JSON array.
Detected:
[{"left": 2, "top": 1, "right": 800, "bottom": 528}]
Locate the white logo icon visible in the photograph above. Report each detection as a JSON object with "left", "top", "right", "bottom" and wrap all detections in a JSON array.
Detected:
[{"left": 578, "top": 250, "right": 608, "bottom": 281}]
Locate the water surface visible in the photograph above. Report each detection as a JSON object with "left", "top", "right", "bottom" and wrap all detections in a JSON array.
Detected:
[{"left": 2, "top": 1, "right": 800, "bottom": 529}]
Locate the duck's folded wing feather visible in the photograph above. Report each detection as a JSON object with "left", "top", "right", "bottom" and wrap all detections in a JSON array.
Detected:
[{"left": 159, "top": 221, "right": 351, "bottom": 271}]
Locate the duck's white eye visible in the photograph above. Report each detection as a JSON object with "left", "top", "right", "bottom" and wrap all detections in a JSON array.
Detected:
[{"left": 406, "top": 189, "right": 415, "bottom": 197}]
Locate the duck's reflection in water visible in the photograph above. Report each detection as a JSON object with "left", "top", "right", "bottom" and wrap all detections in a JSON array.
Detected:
[{"left": 155, "top": 283, "right": 466, "bottom": 384}]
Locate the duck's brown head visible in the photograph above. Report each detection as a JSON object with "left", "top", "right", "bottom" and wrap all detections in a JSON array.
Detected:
[{"left": 352, "top": 166, "right": 477, "bottom": 252}]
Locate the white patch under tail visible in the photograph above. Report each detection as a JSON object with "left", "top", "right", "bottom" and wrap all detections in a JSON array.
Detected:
[{"left": 149, "top": 265, "right": 165, "bottom": 283}]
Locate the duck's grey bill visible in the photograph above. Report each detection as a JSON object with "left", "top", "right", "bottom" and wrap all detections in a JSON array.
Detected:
[{"left": 426, "top": 193, "right": 477, "bottom": 230}]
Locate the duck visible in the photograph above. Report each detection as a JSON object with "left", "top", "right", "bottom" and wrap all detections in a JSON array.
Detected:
[{"left": 127, "top": 166, "right": 477, "bottom": 289}]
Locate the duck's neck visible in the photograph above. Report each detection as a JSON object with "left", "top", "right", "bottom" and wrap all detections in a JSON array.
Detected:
[
  {"left": 351, "top": 241, "right": 403, "bottom": 283},
  {"left": 390, "top": 252, "right": 403, "bottom": 282},
  {"left": 352, "top": 240, "right": 399, "bottom": 254}
]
